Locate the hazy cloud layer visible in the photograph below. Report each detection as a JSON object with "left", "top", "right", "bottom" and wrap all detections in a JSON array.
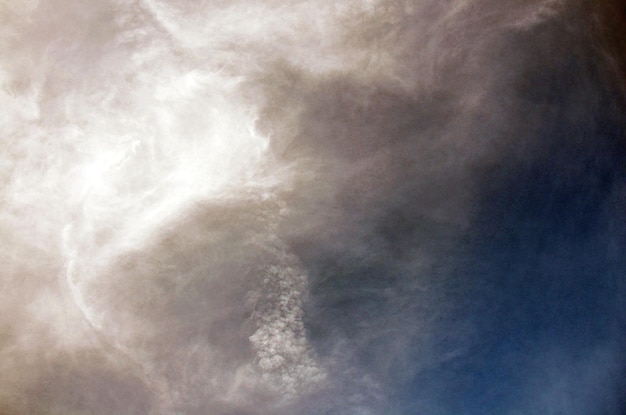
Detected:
[{"left": 1, "top": 1, "right": 624, "bottom": 414}]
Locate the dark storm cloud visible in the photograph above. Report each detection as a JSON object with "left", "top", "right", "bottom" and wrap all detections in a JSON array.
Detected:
[{"left": 1, "top": 0, "right": 624, "bottom": 414}]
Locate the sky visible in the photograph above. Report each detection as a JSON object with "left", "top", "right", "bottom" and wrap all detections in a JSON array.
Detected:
[{"left": 0, "top": 0, "right": 625, "bottom": 414}]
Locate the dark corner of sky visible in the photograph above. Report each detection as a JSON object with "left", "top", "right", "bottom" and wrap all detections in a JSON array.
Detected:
[{"left": 418, "top": 2, "right": 626, "bottom": 414}]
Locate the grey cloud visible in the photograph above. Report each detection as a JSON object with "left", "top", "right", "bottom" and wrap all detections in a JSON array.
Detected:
[{"left": 1, "top": 1, "right": 625, "bottom": 414}]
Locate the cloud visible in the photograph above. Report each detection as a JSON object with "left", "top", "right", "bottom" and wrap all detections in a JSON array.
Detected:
[{"left": 1, "top": 0, "right": 625, "bottom": 414}]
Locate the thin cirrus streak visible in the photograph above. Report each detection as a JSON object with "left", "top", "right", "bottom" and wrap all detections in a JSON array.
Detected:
[{"left": 1, "top": 0, "right": 625, "bottom": 414}]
